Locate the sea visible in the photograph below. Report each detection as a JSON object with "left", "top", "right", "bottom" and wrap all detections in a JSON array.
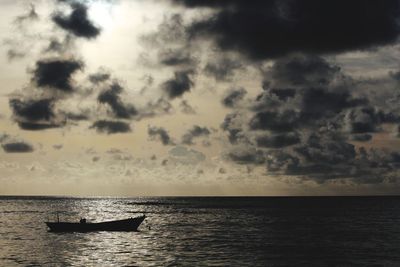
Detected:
[{"left": 0, "top": 196, "right": 400, "bottom": 266}]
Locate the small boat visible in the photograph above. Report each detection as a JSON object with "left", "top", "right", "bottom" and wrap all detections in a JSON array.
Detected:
[{"left": 45, "top": 215, "right": 146, "bottom": 232}]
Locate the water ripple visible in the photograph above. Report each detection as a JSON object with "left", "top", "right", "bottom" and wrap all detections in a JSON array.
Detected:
[{"left": 1, "top": 196, "right": 400, "bottom": 266}]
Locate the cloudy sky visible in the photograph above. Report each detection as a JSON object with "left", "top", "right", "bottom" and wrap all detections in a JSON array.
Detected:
[{"left": 1, "top": 0, "right": 400, "bottom": 196}]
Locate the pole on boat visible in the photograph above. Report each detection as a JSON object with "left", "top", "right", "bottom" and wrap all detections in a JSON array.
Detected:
[{"left": 57, "top": 212, "right": 59, "bottom": 223}]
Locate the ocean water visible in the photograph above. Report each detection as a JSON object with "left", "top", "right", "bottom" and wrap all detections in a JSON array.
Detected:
[{"left": 1, "top": 196, "right": 400, "bottom": 266}]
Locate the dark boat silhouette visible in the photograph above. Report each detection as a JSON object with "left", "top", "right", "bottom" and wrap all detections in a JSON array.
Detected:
[{"left": 45, "top": 215, "right": 146, "bottom": 232}]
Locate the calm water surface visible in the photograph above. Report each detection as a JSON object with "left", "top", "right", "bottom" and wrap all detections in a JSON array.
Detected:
[{"left": 1, "top": 196, "right": 400, "bottom": 266}]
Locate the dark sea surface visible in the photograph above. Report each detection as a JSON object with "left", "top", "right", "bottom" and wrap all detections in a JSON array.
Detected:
[{"left": 1, "top": 196, "right": 400, "bottom": 266}]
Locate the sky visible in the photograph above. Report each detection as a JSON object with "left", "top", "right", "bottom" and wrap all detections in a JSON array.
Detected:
[{"left": 1, "top": 0, "right": 400, "bottom": 196}]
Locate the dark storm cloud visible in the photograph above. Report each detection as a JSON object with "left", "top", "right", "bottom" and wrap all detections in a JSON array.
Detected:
[
  {"left": 2, "top": 142, "right": 34, "bottom": 153},
  {"left": 345, "top": 107, "right": 400, "bottom": 134},
  {"left": 270, "top": 54, "right": 340, "bottom": 86},
  {"left": 148, "top": 126, "right": 175, "bottom": 145},
  {"left": 33, "top": 59, "right": 83, "bottom": 92},
  {"left": 222, "top": 87, "right": 247, "bottom": 108},
  {"left": 391, "top": 152, "right": 400, "bottom": 163},
  {"left": 250, "top": 91, "right": 282, "bottom": 112},
  {"left": 9, "top": 98, "right": 63, "bottom": 130},
  {"left": 90, "top": 120, "right": 131, "bottom": 134},
  {"left": 227, "top": 146, "right": 265, "bottom": 165},
  {"left": 249, "top": 110, "right": 299, "bottom": 132},
  {"left": 299, "top": 88, "right": 367, "bottom": 122},
  {"left": 263, "top": 55, "right": 366, "bottom": 112},
  {"left": 265, "top": 151, "right": 300, "bottom": 173},
  {"left": 269, "top": 88, "right": 296, "bottom": 101},
  {"left": 17, "top": 122, "right": 61, "bottom": 131},
  {"left": 173, "top": 0, "right": 400, "bottom": 60},
  {"left": 265, "top": 133, "right": 355, "bottom": 179},
  {"left": 295, "top": 134, "right": 356, "bottom": 165},
  {"left": 162, "top": 70, "right": 194, "bottom": 99},
  {"left": 264, "top": 130, "right": 400, "bottom": 183},
  {"left": 273, "top": 139, "right": 400, "bottom": 183},
  {"left": 98, "top": 83, "right": 137, "bottom": 119},
  {"left": 182, "top": 125, "right": 210, "bottom": 145},
  {"left": 220, "top": 54, "right": 400, "bottom": 183},
  {"left": 345, "top": 107, "right": 380, "bottom": 134},
  {"left": 204, "top": 58, "right": 242, "bottom": 81},
  {"left": 252, "top": 56, "right": 368, "bottom": 129},
  {"left": 389, "top": 70, "right": 400, "bottom": 82},
  {"left": 52, "top": 2, "right": 101, "bottom": 39},
  {"left": 256, "top": 132, "right": 301, "bottom": 148}
]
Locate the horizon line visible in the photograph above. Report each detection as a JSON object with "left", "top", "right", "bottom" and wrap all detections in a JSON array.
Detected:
[{"left": 0, "top": 194, "right": 399, "bottom": 198}]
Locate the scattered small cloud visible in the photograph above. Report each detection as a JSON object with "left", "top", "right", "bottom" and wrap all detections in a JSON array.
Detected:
[
  {"left": 221, "top": 87, "right": 247, "bottom": 108},
  {"left": 90, "top": 120, "right": 131, "bottom": 134},
  {"left": 33, "top": 59, "right": 83, "bottom": 92},
  {"left": 162, "top": 70, "right": 195, "bottom": 99},
  {"left": 2, "top": 141, "right": 34, "bottom": 153},
  {"left": 148, "top": 126, "right": 175, "bottom": 145},
  {"left": 182, "top": 125, "right": 210, "bottom": 145},
  {"left": 52, "top": 2, "right": 101, "bottom": 39},
  {"left": 180, "top": 100, "right": 196, "bottom": 114},
  {"left": 53, "top": 144, "right": 63, "bottom": 150},
  {"left": 98, "top": 82, "right": 137, "bottom": 119}
]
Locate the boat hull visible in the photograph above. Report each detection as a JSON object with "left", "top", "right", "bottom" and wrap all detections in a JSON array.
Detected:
[{"left": 45, "top": 216, "right": 146, "bottom": 232}]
